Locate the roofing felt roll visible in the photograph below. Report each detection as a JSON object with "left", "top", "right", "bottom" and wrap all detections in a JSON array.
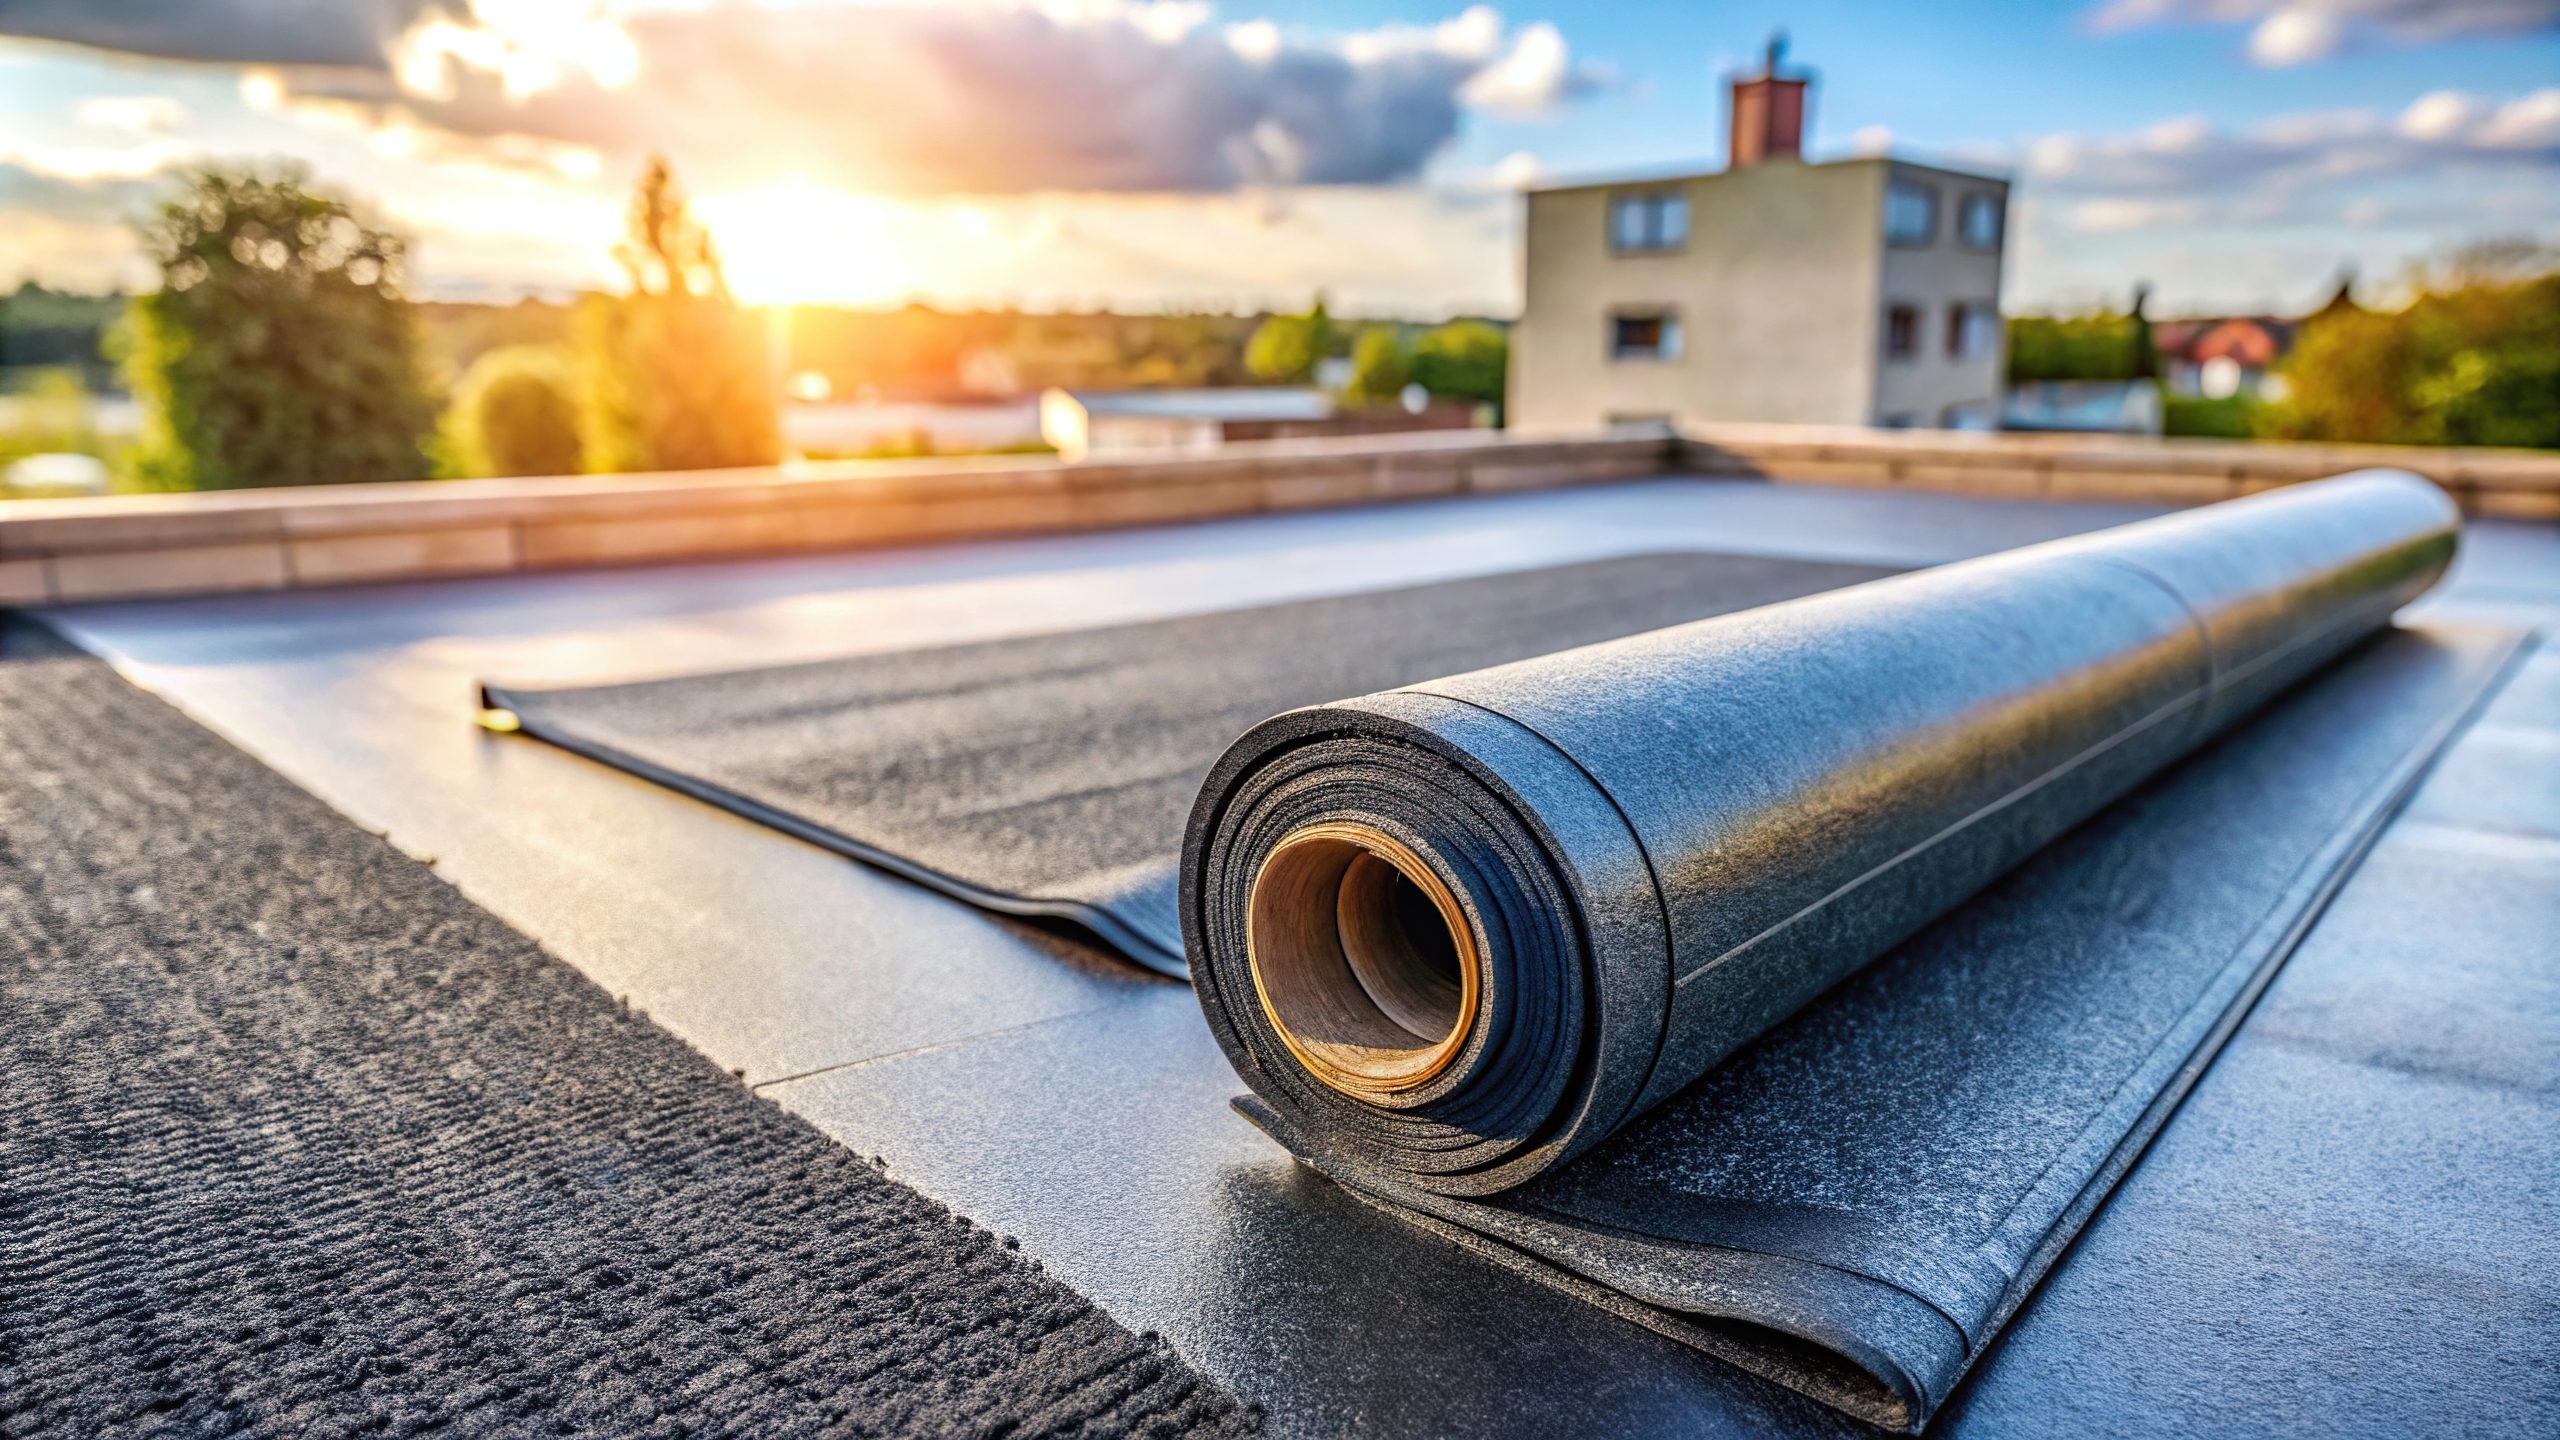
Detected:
[{"left": 1183, "top": 472, "right": 2497, "bottom": 1428}]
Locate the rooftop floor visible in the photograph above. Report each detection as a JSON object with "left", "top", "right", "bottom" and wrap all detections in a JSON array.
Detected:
[{"left": 47, "top": 476, "right": 2560, "bottom": 1437}]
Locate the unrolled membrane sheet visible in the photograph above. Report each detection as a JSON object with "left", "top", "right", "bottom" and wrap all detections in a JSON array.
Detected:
[
  {"left": 479, "top": 551, "right": 1897, "bottom": 973},
  {"left": 1184, "top": 473, "right": 2519, "bottom": 1429}
]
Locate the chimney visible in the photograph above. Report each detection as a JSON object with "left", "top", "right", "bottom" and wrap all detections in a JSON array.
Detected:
[{"left": 1729, "top": 32, "right": 1809, "bottom": 168}]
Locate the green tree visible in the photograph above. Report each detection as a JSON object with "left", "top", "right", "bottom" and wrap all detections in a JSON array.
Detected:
[
  {"left": 1341, "top": 327, "right": 1411, "bottom": 408},
  {"left": 119, "top": 167, "right": 434, "bottom": 490},
  {"left": 577, "top": 158, "right": 779, "bottom": 473},
  {"left": 2005, "top": 312, "right": 2147, "bottom": 383},
  {"left": 1245, "top": 298, "right": 1334, "bottom": 384},
  {"left": 1410, "top": 319, "right": 1508, "bottom": 412},
  {"left": 2262, "top": 247, "right": 2560, "bottom": 448},
  {"left": 440, "top": 345, "right": 583, "bottom": 478},
  {"left": 2258, "top": 305, "right": 2427, "bottom": 443}
]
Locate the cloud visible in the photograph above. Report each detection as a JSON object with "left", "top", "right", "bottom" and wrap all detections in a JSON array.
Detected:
[
  {"left": 1490, "top": 150, "right": 1544, "bottom": 189},
  {"left": 2016, "top": 87, "right": 2559, "bottom": 234},
  {"left": 2085, "top": 0, "right": 2559, "bottom": 66},
  {"left": 0, "top": 0, "right": 431, "bottom": 69},
  {"left": 1458, "top": 21, "right": 1604, "bottom": 117},
  {"left": 72, "top": 95, "right": 191, "bottom": 134},
  {"left": 0, "top": 159, "right": 162, "bottom": 289},
  {"left": 0, "top": 132, "right": 197, "bottom": 184},
  {"left": 0, "top": 156, "right": 162, "bottom": 215},
  {"left": 7, "top": 1, "right": 1606, "bottom": 195}
]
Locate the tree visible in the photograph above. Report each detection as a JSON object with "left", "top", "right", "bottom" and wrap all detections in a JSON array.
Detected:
[
  {"left": 1341, "top": 327, "right": 1411, "bottom": 408},
  {"left": 2258, "top": 305, "right": 2427, "bottom": 443},
  {"left": 2005, "top": 312, "right": 2147, "bottom": 383},
  {"left": 119, "top": 167, "right": 434, "bottom": 489},
  {"left": 1410, "top": 319, "right": 1508, "bottom": 412},
  {"left": 440, "top": 345, "right": 582, "bottom": 478},
  {"left": 2262, "top": 248, "right": 2560, "bottom": 449},
  {"left": 2127, "top": 283, "right": 2158, "bottom": 382},
  {"left": 576, "top": 158, "right": 779, "bottom": 473},
  {"left": 1245, "top": 298, "right": 1334, "bottom": 384}
]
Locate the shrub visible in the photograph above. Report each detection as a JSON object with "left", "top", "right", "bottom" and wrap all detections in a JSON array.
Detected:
[
  {"left": 2161, "top": 391, "right": 2261, "bottom": 439},
  {"left": 2006, "top": 313, "right": 2149, "bottom": 384},
  {"left": 441, "top": 345, "right": 582, "bottom": 478},
  {"left": 119, "top": 167, "right": 433, "bottom": 489},
  {"left": 0, "top": 367, "right": 102, "bottom": 462},
  {"left": 1341, "top": 328, "right": 1411, "bottom": 408},
  {"left": 1409, "top": 319, "right": 1508, "bottom": 412},
  {"left": 1245, "top": 300, "right": 1333, "bottom": 384}
]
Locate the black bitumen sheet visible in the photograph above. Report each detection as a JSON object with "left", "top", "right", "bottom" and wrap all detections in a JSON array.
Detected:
[
  {"left": 0, "top": 647, "right": 1250, "bottom": 1439},
  {"left": 1182, "top": 477, "right": 2499, "bottom": 1429},
  {"left": 483, "top": 552, "right": 1901, "bottom": 973},
  {"left": 1249, "top": 625, "right": 2519, "bottom": 1429}
]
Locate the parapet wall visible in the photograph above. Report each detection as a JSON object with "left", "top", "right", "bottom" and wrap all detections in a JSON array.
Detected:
[
  {"left": 0, "top": 431, "right": 1664, "bottom": 606},
  {"left": 1678, "top": 423, "right": 2560, "bottom": 519},
  {"left": 1, "top": 425, "right": 2550, "bottom": 606}
]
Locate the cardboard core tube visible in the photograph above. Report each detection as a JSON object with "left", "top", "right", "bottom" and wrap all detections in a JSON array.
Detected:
[{"left": 1246, "top": 822, "right": 1481, "bottom": 1098}]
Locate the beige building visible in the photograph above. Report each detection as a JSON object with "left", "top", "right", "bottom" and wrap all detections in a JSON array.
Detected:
[{"left": 1510, "top": 46, "right": 2009, "bottom": 433}]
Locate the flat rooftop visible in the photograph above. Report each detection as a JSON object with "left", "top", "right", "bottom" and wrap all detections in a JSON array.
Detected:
[{"left": 36, "top": 475, "right": 2560, "bottom": 1436}]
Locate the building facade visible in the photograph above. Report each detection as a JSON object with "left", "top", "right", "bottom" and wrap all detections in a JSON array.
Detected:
[{"left": 1510, "top": 50, "right": 2009, "bottom": 433}]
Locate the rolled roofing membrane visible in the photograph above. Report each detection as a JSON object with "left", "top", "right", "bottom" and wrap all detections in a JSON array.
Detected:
[{"left": 1185, "top": 473, "right": 2495, "bottom": 1427}]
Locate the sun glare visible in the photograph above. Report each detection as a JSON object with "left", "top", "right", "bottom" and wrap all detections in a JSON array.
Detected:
[{"left": 695, "top": 180, "right": 918, "bottom": 307}]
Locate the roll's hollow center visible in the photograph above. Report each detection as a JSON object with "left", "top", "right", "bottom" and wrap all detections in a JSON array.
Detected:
[{"left": 1246, "top": 822, "right": 1481, "bottom": 1097}]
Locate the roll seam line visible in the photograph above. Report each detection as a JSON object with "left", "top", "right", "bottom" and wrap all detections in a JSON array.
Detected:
[
  {"left": 1666, "top": 683, "right": 2207, "bottom": 991},
  {"left": 2081, "top": 551, "right": 2221, "bottom": 738},
  {"left": 1660, "top": 575, "right": 2404, "bottom": 995}
]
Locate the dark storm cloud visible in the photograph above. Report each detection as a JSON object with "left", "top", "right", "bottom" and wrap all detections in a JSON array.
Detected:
[{"left": 0, "top": 0, "right": 428, "bottom": 68}]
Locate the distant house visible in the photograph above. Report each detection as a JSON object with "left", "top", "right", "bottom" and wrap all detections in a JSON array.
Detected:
[
  {"left": 2154, "top": 317, "right": 2294, "bottom": 401},
  {"left": 1510, "top": 39, "right": 2010, "bottom": 433},
  {"left": 1037, "top": 387, "right": 1472, "bottom": 461},
  {"left": 2152, "top": 276, "right": 2358, "bottom": 402}
]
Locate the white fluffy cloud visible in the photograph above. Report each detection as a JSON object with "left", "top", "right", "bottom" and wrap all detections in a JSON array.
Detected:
[
  {"left": 2086, "top": 0, "right": 2559, "bottom": 66},
  {"left": 72, "top": 96, "right": 190, "bottom": 135},
  {"left": 2022, "top": 89, "right": 2559, "bottom": 227},
  {"left": 1996, "top": 83, "right": 2560, "bottom": 305},
  {"left": 25, "top": 1, "right": 1605, "bottom": 195}
]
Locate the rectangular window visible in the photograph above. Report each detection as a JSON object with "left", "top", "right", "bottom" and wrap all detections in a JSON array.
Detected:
[
  {"left": 1884, "top": 180, "right": 1938, "bottom": 247},
  {"left": 1611, "top": 312, "right": 1683, "bottom": 361},
  {"left": 1609, "top": 190, "right": 1689, "bottom": 254},
  {"left": 1958, "top": 192, "right": 2002, "bottom": 251},
  {"left": 1884, "top": 304, "right": 1920, "bottom": 361},
  {"left": 1946, "top": 302, "right": 2000, "bottom": 360}
]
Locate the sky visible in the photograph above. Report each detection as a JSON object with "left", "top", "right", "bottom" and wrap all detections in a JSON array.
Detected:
[{"left": 0, "top": 1, "right": 2554, "bottom": 318}]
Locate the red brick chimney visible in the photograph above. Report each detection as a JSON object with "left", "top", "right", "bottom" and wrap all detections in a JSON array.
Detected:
[{"left": 1729, "top": 33, "right": 1808, "bottom": 167}]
